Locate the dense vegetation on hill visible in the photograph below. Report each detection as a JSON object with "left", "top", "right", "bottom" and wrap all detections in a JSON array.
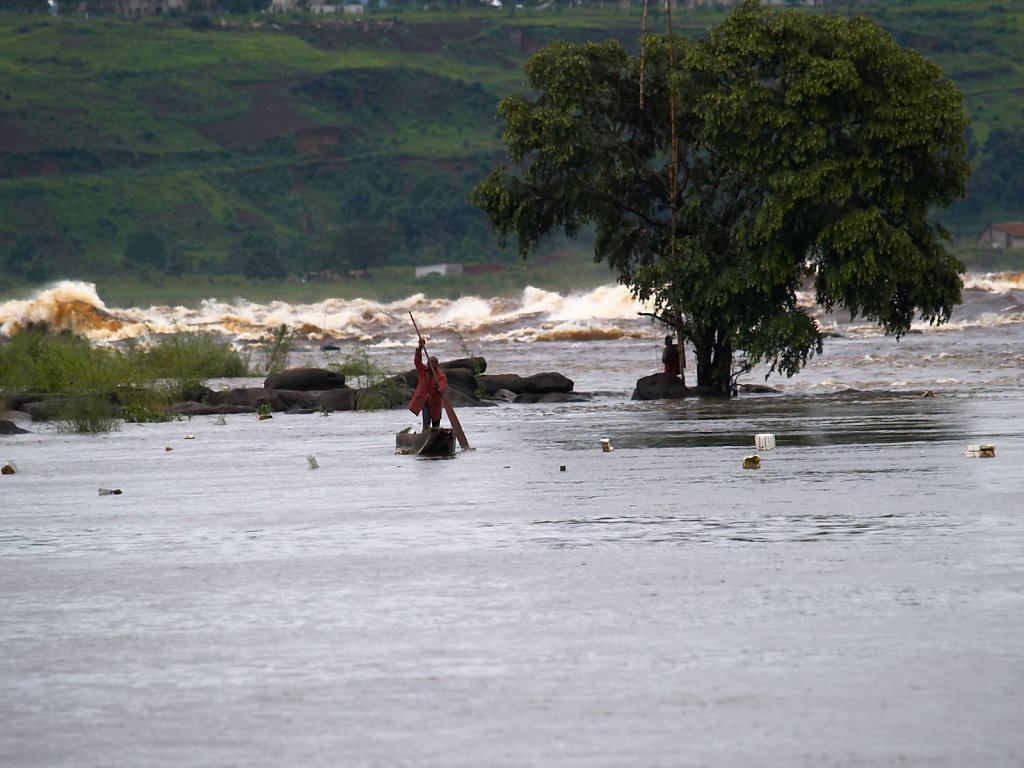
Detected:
[{"left": 1, "top": 0, "right": 1023, "bottom": 302}]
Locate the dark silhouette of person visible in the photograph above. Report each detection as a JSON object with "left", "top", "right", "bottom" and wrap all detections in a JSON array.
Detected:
[{"left": 662, "top": 335, "right": 681, "bottom": 377}]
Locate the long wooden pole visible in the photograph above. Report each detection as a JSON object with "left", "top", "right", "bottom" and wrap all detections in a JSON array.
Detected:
[{"left": 409, "top": 312, "right": 470, "bottom": 449}]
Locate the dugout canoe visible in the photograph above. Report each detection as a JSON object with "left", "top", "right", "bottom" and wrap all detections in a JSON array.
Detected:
[{"left": 395, "top": 426, "right": 456, "bottom": 457}]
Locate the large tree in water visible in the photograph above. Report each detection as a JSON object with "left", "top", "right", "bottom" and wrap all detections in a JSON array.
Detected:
[{"left": 471, "top": 1, "right": 970, "bottom": 395}]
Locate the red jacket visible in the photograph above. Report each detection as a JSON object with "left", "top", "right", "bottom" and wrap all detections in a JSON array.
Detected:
[
  {"left": 409, "top": 347, "right": 448, "bottom": 417},
  {"left": 662, "top": 343, "right": 680, "bottom": 376}
]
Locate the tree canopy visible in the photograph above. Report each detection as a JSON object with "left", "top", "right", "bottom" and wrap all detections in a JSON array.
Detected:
[{"left": 471, "top": 0, "right": 970, "bottom": 395}]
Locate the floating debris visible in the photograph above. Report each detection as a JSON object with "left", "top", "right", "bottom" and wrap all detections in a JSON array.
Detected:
[
  {"left": 600, "top": 438, "right": 613, "bottom": 452},
  {"left": 966, "top": 444, "right": 995, "bottom": 458},
  {"left": 755, "top": 434, "right": 776, "bottom": 451},
  {"left": 2, "top": 461, "right": 17, "bottom": 475},
  {"left": 185, "top": 434, "right": 195, "bottom": 440},
  {"left": 98, "top": 488, "right": 122, "bottom": 495},
  {"left": 307, "top": 455, "right": 319, "bottom": 469},
  {"left": 743, "top": 455, "right": 761, "bottom": 470}
]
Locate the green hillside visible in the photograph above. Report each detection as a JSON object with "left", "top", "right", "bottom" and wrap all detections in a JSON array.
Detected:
[{"left": 1, "top": 1, "right": 1023, "bottom": 302}]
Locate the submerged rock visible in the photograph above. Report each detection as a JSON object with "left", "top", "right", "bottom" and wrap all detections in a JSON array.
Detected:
[
  {"left": 263, "top": 367, "right": 347, "bottom": 391},
  {"left": 631, "top": 373, "right": 688, "bottom": 400},
  {"left": 514, "top": 391, "right": 592, "bottom": 404},
  {"left": 166, "top": 401, "right": 256, "bottom": 416},
  {"left": 0, "top": 419, "right": 29, "bottom": 435}
]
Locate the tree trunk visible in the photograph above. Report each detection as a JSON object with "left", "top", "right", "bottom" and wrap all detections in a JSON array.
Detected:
[
  {"left": 710, "top": 335, "right": 733, "bottom": 396},
  {"left": 693, "top": 326, "right": 733, "bottom": 396}
]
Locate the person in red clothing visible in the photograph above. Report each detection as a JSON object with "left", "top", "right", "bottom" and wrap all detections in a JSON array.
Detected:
[
  {"left": 662, "top": 335, "right": 681, "bottom": 377},
  {"left": 409, "top": 338, "right": 448, "bottom": 430}
]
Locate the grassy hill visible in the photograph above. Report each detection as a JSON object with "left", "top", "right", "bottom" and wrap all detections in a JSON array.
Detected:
[{"left": 2, "top": 1, "right": 1023, "bottom": 304}]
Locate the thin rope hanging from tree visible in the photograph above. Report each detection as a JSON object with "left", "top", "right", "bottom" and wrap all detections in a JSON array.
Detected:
[
  {"left": 638, "top": 0, "right": 685, "bottom": 386},
  {"left": 666, "top": 0, "right": 678, "bottom": 251},
  {"left": 640, "top": 1, "right": 680, "bottom": 245},
  {"left": 639, "top": 0, "right": 650, "bottom": 108}
]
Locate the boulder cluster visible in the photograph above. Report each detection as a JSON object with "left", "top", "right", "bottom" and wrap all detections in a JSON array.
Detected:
[
  {"left": 0, "top": 358, "right": 584, "bottom": 427},
  {"left": 167, "top": 357, "right": 585, "bottom": 416}
]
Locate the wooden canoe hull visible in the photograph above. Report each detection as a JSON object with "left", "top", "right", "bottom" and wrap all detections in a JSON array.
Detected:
[{"left": 395, "top": 427, "right": 456, "bottom": 457}]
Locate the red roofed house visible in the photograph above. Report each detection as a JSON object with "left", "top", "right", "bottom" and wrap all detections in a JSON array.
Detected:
[{"left": 979, "top": 222, "right": 1024, "bottom": 250}]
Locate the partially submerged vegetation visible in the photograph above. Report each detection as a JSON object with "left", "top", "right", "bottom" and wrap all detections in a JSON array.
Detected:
[
  {"left": 259, "top": 323, "right": 294, "bottom": 375},
  {"left": 0, "top": 324, "right": 431, "bottom": 432},
  {"left": 0, "top": 329, "right": 249, "bottom": 431},
  {"left": 327, "top": 348, "right": 405, "bottom": 410}
]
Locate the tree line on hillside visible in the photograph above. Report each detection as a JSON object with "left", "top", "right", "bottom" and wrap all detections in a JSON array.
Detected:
[
  {"left": 2, "top": 120, "right": 1020, "bottom": 290},
  {"left": 0, "top": 1, "right": 1021, "bottom": 294},
  {"left": 0, "top": 155, "right": 506, "bottom": 288},
  {"left": 948, "top": 127, "right": 1024, "bottom": 223},
  {"left": 0, "top": 0, "right": 570, "bottom": 14}
]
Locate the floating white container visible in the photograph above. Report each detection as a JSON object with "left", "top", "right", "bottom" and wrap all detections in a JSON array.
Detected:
[{"left": 755, "top": 434, "right": 776, "bottom": 451}]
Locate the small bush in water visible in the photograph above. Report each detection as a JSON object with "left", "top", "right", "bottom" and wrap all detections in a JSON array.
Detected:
[
  {"left": 329, "top": 349, "right": 405, "bottom": 410},
  {"left": 54, "top": 394, "right": 122, "bottom": 434},
  {"left": 260, "top": 324, "right": 293, "bottom": 375},
  {"left": 121, "top": 403, "right": 176, "bottom": 423}
]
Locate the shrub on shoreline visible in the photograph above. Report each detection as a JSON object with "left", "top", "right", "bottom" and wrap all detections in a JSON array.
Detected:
[{"left": 1, "top": 329, "right": 250, "bottom": 432}]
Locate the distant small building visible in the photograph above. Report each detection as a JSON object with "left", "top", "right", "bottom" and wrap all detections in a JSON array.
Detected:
[
  {"left": 415, "top": 263, "right": 463, "bottom": 278},
  {"left": 979, "top": 222, "right": 1024, "bottom": 250}
]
